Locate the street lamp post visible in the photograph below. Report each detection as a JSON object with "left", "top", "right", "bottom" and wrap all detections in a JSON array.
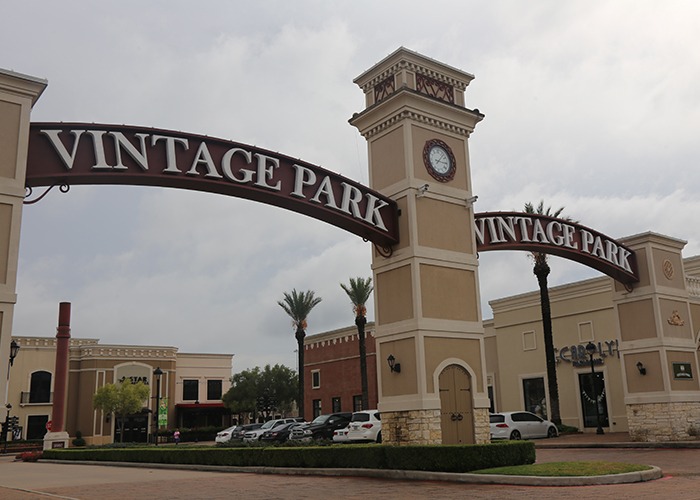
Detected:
[
  {"left": 585, "top": 341, "right": 605, "bottom": 435},
  {"left": 153, "top": 367, "right": 163, "bottom": 446}
]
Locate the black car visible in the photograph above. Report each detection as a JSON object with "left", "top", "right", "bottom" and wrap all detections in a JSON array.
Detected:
[
  {"left": 259, "top": 422, "right": 305, "bottom": 442},
  {"left": 289, "top": 412, "right": 352, "bottom": 441}
]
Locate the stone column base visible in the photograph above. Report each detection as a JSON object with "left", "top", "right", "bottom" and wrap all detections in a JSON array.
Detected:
[
  {"left": 473, "top": 407, "right": 491, "bottom": 444},
  {"left": 43, "top": 431, "right": 70, "bottom": 450},
  {"left": 627, "top": 402, "right": 700, "bottom": 442},
  {"left": 382, "top": 409, "right": 442, "bottom": 445}
]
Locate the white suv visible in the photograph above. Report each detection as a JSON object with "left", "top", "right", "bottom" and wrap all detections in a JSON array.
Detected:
[
  {"left": 243, "top": 418, "right": 304, "bottom": 443},
  {"left": 346, "top": 410, "right": 382, "bottom": 443}
]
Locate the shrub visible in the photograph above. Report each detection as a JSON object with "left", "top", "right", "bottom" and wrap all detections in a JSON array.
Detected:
[{"left": 72, "top": 431, "right": 86, "bottom": 447}]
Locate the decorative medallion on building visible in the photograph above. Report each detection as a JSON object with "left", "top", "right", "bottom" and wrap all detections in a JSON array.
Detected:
[
  {"left": 668, "top": 310, "right": 685, "bottom": 326},
  {"left": 374, "top": 75, "right": 395, "bottom": 103},
  {"left": 662, "top": 259, "right": 674, "bottom": 280},
  {"left": 416, "top": 73, "right": 454, "bottom": 103},
  {"left": 423, "top": 138, "right": 456, "bottom": 182}
]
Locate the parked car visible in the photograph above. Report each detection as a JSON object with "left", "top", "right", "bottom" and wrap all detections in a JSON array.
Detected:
[
  {"left": 216, "top": 423, "right": 262, "bottom": 443},
  {"left": 332, "top": 426, "right": 350, "bottom": 443},
  {"left": 259, "top": 421, "right": 306, "bottom": 443},
  {"left": 243, "top": 418, "right": 304, "bottom": 443},
  {"left": 489, "top": 411, "right": 558, "bottom": 440},
  {"left": 346, "top": 410, "right": 382, "bottom": 443},
  {"left": 289, "top": 412, "right": 352, "bottom": 441}
]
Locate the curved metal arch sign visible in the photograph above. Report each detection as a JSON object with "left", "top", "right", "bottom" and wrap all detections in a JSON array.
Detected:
[
  {"left": 25, "top": 123, "right": 399, "bottom": 247},
  {"left": 475, "top": 212, "right": 639, "bottom": 284}
]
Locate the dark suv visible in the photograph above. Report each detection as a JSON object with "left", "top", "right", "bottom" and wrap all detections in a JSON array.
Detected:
[{"left": 289, "top": 412, "right": 352, "bottom": 441}]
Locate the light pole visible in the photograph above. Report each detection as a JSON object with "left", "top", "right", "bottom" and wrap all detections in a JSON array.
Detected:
[
  {"left": 153, "top": 367, "right": 163, "bottom": 446},
  {"left": 4, "top": 340, "right": 20, "bottom": 404},
  {"left": 2, "top": 403, "right": 11, "bottom": 453},
  {"left": 585, "top": 341, "right": 605, "bottom": 435}
]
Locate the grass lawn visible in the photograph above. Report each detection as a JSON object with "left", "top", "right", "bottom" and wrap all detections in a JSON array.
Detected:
[{"left": 473, "top": 461, "right": 652, "bottom": 477}]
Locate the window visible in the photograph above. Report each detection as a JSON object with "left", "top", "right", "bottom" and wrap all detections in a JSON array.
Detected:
[
  {"left": 487, "top": 385, "right": 495, "bottom": 413},
  {"left": 182, "top": 379, "right": 199, "bottom": 401},
  {"left": 312, "top": 399, "right": 322, "bottom": 419},
  {"left": 352, "top": 395, "right": 362, "bottom": 412},
  {"left": 207, "top": 380, "right": 222, "bottom": 401},
  {"left": 522, "top": 377, "right": 546, "bottom": 418},
  {"left": 27, "top": 415, "right": 49, "bottom": 440},
  {"left": 311, "top": 370, "right": 320, "bottom": 389},
  {"left": 332, "top": 397, "right": 341, "bottom": 412},
  {"left": 29, "top": 371, "right": 52, "bottom": 403}
]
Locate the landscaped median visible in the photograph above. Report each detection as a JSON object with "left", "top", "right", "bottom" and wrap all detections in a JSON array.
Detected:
[{"left": 42, "top": 441, "right": 534, "bottom": 473}]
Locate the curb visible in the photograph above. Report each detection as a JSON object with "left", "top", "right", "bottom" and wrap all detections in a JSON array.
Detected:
[{"left": 40, "top": 460, "right": 663, "bottom": 486}]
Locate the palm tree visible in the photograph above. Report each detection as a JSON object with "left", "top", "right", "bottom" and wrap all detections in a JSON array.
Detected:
[
  {"left": 524, "top": 200, "right": 574, "bottom": 426},
  {"left": 340, "top": 277, "right": 373, "bottom": 410},
  {"left": 277, "top": 289, "right": 322, "bottom": 420}
]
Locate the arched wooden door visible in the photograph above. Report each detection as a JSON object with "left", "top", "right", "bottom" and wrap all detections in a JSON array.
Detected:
[{"left": 439, "top": 365, "right": 474, "bottom": 444}]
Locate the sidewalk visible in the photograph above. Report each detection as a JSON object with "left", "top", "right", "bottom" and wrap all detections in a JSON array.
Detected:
[{"left": 536, "top": 431, "right": 700, "bottom": 449}]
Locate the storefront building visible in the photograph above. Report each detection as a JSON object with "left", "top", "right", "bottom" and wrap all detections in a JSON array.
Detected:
[{"left": 7, "top": 336, "right": 233, "bottom": 445}]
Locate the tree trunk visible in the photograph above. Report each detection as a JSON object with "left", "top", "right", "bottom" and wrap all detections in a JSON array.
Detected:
[
  {"left": 534, "top": 256, "right": 561, "bottom": 426},
  {"left": 356, "top": 315, "right": 369, "bottom": 410},
  {"left": 295, "top": 327, "right": 306, "bottom": 420}
]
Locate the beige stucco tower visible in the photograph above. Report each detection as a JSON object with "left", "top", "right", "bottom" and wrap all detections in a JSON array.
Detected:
[
  {"left": 615, "top": 232, "right": 700, "bottom": 441},
  {"left": 0, "top": 70, "right": 46, "bottom": 403},
  {"left": 350, "top": 48, "right": 490, "bottom": 444}
]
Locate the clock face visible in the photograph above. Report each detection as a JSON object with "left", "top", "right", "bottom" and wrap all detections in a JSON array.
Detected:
[
  {"left": 423, "top": 139, "right": 456, "bottom": 181},
  {"left": 429, "top": 145, "right": 451, "bottom": 174}
]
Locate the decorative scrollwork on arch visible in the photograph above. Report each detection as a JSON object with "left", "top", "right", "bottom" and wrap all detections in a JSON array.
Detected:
[{"left": 24, "top": 184, "right": 70, "bottom": 205}]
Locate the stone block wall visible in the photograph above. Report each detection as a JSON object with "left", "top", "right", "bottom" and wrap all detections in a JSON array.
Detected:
[
  {"left": 382, "top": 409, "right": 442, "bottom": 445},
  {"left": 473, "top": 407, "right": 491, "bottom": 444},
  {"left": 627, "top": 402, "right": 700, "bottom": 441}
]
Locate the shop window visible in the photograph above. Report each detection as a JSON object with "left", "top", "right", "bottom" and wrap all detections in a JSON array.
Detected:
[
  {"left": 352, "top": 395, "right": 362, "bottom": 412},
  {"left": 312, "top": 399, "right": 322, "bottom": 418},
  {"left": 182, "top": 379, "right": 199, "bottom": 401},
  {"left": 207, "top": 379, "right": 222, "bottom": 401},
  {"left": 579, "top": 371, "right": 609, "bottom": 428},
  {"left": 522, "top": 377, "right": 547, "bottom": 418},
  {"left": 311, "top": 370, "right": 320, "bottom": 389},
  {"left": 332, "top": 397, "right": 341, "bottom": 412},
  {"left": 28, "top": 371, "right": 52, "bottom": 403},
  {"left": 27, "top": 415, "right": 49, "bottom": 440}
]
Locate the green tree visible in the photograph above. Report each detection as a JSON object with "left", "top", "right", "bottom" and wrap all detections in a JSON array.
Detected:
[
  {"left": 278, "top": 289, "right": 322, "bottom": 419},
  {"left": 340, "top": 276, "right": 373, "bottom": 410},
  {"left": 92, "top": 379, "right": 150, "bottom": 443},
  {"left": 222, "top": 364, "right": 297, "bottom": 422},
  {"left": 524, "top": 200, "right": 575, "bottom": 426}
]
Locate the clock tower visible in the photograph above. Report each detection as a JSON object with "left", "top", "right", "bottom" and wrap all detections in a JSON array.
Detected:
[{"left": 350, "top": 48, "right": 490, "bottom": 444}]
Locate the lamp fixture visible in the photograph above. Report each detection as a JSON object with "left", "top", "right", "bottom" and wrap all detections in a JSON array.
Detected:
[
  {"left": 636, "top": 361, "right": 647, "bottom": 375},
  {"left": 9, "top": 340, "right": 19, "bottom": 366},
  {"left": 387, "top": 354, "right": 401, "bottom": 373}
]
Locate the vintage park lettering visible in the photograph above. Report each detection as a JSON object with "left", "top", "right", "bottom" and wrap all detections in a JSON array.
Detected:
[
  {"left": 39, "top": 128, "right": 389, "bottom": 232},
  {"left": 474, "top": 213, "right": 638, "bottom": 284}
]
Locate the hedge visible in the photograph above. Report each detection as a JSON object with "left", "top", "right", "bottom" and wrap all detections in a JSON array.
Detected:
[{"left": 42, "top": 441, "right": 534, "bottom": 473}]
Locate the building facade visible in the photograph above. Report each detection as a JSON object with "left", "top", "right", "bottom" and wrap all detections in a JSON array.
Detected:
[
  {"left": 7, "top": 336, "right": 233, "bottom": 445},
  {"left": 304, "top": 324, "right": 378, "bottom": 418},
  {"left": 305, "top": 241, "right": 700, "bottom": 441}
]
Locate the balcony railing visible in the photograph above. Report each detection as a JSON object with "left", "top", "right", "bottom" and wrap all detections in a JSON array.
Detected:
[
  {"left": 687, "top": 276, "right": 700, "bottom": 298},
  {"left": 20, "top": 392, "right": 53, "bottom": 405}
]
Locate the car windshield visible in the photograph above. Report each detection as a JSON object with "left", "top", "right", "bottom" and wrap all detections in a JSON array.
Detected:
[
  {"left": 260, "top": 420, "right": 279, "bottom": 430},
  {"left": 351, "top": 413, "right": 370, "bottom": 422},
  {"left": 310, "top": 415, "right": 330, "bottom": 425}
]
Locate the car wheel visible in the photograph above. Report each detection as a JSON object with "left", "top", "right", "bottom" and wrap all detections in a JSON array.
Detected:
[
  {"left": 510, "top": 430, "right": 521, "bottom": 440},
  {"left": 547, "top": 426, "right": 558, "bottom": 438},
  {"left": 376, "top": 431, "right": 382, "bottom": 444}
]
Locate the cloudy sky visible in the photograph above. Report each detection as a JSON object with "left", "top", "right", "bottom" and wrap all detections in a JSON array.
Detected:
[{"left": 3, "top": 1, "right": 699, "bottom": 373}]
